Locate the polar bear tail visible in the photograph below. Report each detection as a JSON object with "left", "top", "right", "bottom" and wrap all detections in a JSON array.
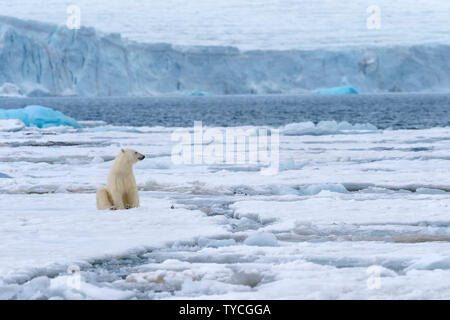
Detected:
[{"left": 96, "top": 188, "right": 113, "bottom": 210}]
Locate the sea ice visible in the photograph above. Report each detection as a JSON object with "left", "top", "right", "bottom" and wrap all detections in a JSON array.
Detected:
[
  {"left": 0, "top": 172, "right": 12, "bottom": 178},
  {"left": 281, "top": 120, "right": 377, "bottom": 135},
  {"left": 244, "top": 232, "right": 278, "bottom": 247},
  {"left": 0, "top": 119, "right": 25, "bottom": 132},
  {"left": 279, "top": 158, "right": 304, "bottom": 171},
  {"left": 1, "top": 121, "right": 450, "bottom": 299},
  {"left": 198, "top": 238, "right": 237, "bottom": 248},
  {"left": 299, "top": 183, "right": 349, "bottom": 196}
]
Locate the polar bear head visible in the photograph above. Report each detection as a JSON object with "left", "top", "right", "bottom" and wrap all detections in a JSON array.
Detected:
[{"left": 118, "top": 148, "right": 145, "bottom": 165}]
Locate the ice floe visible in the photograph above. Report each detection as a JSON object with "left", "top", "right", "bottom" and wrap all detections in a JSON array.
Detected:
[
  {"left": 1, "top": 121, "right": 450, "bottom": 299},
  {"left": 281, "top": 121, "right": 377, "bottom": 135},
  {"left": 0, "top": 105, "right": 80, "bottom": 128}
]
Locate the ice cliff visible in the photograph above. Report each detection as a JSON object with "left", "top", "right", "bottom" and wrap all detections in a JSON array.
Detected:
[{"left": 1, "top": 15, "right": 450, "bottom": 96}]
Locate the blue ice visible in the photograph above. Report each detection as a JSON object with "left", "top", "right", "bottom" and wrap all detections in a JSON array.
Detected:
[
  {"left": 315, "top": 86, "right": 358, "bottom": 95},
  {"left": 0, "top": 105, "right": 80, "bottom": 128}
]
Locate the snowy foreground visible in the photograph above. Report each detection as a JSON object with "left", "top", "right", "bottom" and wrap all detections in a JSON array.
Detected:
[{"left": 1, "top": 122, "right": 450, "bottom": 299}]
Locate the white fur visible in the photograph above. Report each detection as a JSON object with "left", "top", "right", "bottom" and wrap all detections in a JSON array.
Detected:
[{"left": 96, "top": 149, "right": 145, "bottom": 210}]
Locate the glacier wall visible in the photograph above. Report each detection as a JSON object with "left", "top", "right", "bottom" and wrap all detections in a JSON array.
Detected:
[{"left": 1, "top": 16, "right": 450, "bottom": 96}]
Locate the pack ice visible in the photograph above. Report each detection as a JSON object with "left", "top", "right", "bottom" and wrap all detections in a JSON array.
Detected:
[
  {"left": 1, "top": 121, "right": 450, "bottom": 299},
  {"left": 1, "top": 16, "right": 450, "bottom": 96}
]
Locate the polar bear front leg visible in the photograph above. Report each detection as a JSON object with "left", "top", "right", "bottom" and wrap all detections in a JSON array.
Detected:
[
  {"left": 125, "top": 188, "right": 140, "bottom": 209},
  {"left": 110, "top": 190, "right": 126, "bottom": 210}
]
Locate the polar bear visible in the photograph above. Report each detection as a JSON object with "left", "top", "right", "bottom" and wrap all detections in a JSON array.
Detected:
[{"left": 96, "top": 149, "right": 145, "bottom": 210}]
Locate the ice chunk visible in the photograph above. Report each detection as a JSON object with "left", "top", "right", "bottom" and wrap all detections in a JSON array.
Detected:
[
  {"left": 337, "top": 121, "right": 353, "bottom": 130},
  {"left": 279, "top": 158, "right": 304, "bottom": 171},
  {"left": 406, "top": 256, "right": 450, "bottom": 271},
  {"left": 244, "top": 232, "right": 278, "bottom": 247},
  {"left": 282, "top": 121, "right": 315, "bottom": 135},
  {"left": 315, "top": 86, "right": 358, "bottom": 94},
  {"left": 317, "top": 120, "right": 339, "bottom": 132},
  {"left": 77, "top": 120, "right": 108, "bottom": 127},
  {"left": 300, "top": 183, "right": 348, "bottom": 195},
  {"left": 181, "top": 90, "right": 213, "bottom": 96},
  {"left": 269, "top": 184, "right": 299, "bottom": 195},
  {"left": 0, "top": 173, "right": 12, "bottom": 178},
  {"left": 352, "top": 123, "right": 378, "bottom": 130},
  {"left": 415, "top": 188, "right": 447, "bottom": 194},
  {"left": 0, "top": 105, "right": 80, "bottom": 128},
  {"left": 15, "top": 276, "right": 51, "bottom": 300},
  {"left": 198, "top": 238, "right": 236, "bottom": 248},
  {"left": 125, "top": 270, "right": 198, "bottom": 291},
  {"left": 0, "top": 82, "right": 23, "bottom": 97},
  {"left": 0, "top": 119, "right": 25, "bottom": 132},
  {"left": 49, "top": 276, "right": 134, "bottom": 300}
]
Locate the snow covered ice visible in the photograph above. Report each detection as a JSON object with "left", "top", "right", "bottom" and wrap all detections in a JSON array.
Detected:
[
  {"left": 1, "top": 120, "right": 450, "bottom": 299},
  {"left": 0, "top": 119, "right": 25, "bottom": 132}
]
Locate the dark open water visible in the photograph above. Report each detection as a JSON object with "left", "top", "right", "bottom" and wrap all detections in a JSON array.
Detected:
[{"left": 1, "top": 93, "right": 450, "bottom": 129}]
